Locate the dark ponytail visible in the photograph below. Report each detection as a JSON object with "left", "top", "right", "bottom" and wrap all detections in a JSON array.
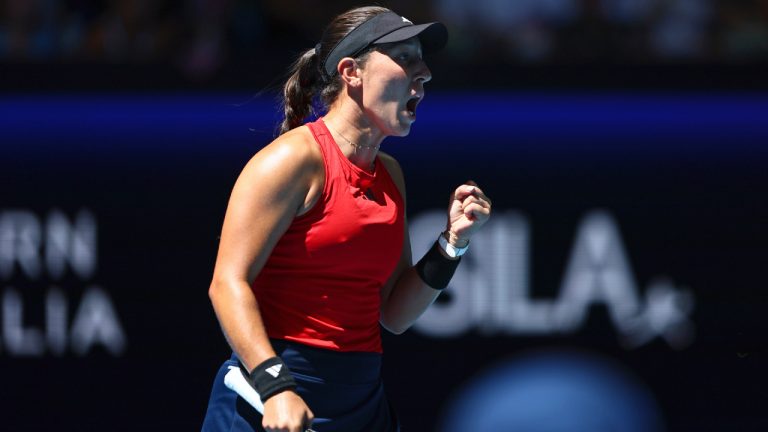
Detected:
[
  {"left": 279, "top": 48, "right": 322, "bottom": 135},
  {"left": 278, "top": 6, "right": 390, "bottom": 135}
]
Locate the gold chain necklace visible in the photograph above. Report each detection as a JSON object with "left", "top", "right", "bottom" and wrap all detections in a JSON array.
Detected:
[{"left": 326, "top": 122, "right": 380, "bottom": 152}]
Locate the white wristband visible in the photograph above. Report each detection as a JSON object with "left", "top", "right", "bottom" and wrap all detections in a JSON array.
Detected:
[{"left": 438, "top": 232, "right": 469, "bottom": 258}]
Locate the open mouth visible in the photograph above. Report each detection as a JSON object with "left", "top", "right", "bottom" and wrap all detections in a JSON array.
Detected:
[{"left": 406, "top": 96, "right": 420, "bottom": 117}]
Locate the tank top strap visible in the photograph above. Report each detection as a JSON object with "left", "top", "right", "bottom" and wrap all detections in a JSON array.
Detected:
[{"left": 306, "top": 117, "right": 334, "bottom": 162}]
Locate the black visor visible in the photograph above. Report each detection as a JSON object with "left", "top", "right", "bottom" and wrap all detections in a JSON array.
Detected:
[{"left": 322, "top": 11, "right": 448, "bottom": 78}]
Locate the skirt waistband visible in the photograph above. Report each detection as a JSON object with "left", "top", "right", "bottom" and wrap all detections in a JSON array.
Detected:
[{"left": 232, "top": 338, "right": 382, "bottom": 385}]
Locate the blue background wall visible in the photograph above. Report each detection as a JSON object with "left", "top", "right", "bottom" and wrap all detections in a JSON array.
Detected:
[{"left": 1, "top": 92, "right": 766, "bottom": 430}]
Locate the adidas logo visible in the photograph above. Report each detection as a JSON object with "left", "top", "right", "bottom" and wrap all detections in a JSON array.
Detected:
[
  {"left": 402, "top": 16, "right": 413, "bottom": 24},
  {"left": 265, "top": 364, "right": 283, "bottom": 378}
]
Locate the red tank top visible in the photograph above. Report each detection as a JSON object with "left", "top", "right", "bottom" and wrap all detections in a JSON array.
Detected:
[{"left": 251, "top": 118, "right": 405, "bottom": 353}]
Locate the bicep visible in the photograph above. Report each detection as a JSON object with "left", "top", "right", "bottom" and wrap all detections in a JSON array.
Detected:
[{"left": 213, "top": 142, "right": 316, "bottom": 285}]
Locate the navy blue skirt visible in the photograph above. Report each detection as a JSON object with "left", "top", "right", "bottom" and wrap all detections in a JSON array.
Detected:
[{"left": 201, "top": 339, "right": 399, "bottom": 432}]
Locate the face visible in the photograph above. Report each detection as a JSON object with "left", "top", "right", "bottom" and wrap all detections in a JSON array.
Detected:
[{"left": 357, "top": 37, "right": 432, "bottom": 137}]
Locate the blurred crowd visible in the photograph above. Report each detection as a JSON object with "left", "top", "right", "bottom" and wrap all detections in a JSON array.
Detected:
[
  {"left": 439, "top": 0, "right": 768, "bottom": 63},
  {"left": 1, "top": 0, "right": 767, "bottom": 80}
]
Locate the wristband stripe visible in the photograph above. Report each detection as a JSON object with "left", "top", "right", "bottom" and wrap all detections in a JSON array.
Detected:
[{"left": 243, "top": 356, "right": 297, "bottom": 402}]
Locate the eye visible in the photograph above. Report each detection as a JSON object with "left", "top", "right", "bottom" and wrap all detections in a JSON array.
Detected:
[{"left": 396, "top": 50, "right": 422, "bottom": 65}]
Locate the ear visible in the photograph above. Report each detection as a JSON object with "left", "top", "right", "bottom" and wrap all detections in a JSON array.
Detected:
[{"left": 337, "top": 57, "right": 362, "bottom": 87}]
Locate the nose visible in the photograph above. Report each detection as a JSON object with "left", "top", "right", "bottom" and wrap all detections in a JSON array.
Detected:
[{"left": 414, "top": 59, "right": 432, "bottom": 84}]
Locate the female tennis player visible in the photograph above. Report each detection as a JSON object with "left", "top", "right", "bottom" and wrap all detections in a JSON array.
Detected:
[{"left": 201, "top": 6, "right": 491, "bottom": 432}]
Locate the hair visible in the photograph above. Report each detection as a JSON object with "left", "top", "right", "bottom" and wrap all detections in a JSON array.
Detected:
[{"left": 278, "top": 6, "right": 391, "bottom": 135}]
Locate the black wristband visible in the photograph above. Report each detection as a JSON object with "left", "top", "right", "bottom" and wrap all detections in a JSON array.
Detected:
[
  {"left": 415, "top": 239, "right": 461, "bottom": 290},
  {"left": 244, "top": 356, "right": 297, "bottom": 402}
]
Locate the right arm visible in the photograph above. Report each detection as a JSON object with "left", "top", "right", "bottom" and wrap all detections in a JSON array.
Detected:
[{"left": 208, "top": 127, "right": 322, "bottom": 431}]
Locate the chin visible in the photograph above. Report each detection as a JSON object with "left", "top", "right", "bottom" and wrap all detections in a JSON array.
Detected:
[
  {"left": 392, "top": 116, "right": 414, "bottom": 137},
  {"left": 378, "top": 113, "right": 414, "bottom": 138},
  {"left": 393, "top": 124, "right": 412, "bottom": 137}
]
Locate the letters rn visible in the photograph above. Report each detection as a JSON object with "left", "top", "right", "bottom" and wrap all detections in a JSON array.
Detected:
[{"left": 0, "top": 209, "right": 126, "bottom": 357}]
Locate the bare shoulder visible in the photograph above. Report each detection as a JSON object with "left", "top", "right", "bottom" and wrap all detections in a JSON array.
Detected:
[
  {"left": 233, "top": 125, "right": 324, "bottom": 216},
  {"left": 378, "top": 151, "right": 406, "bottom": 199},
  {"left": 244, "top": 125, "right": 322, "bottom": 177}
]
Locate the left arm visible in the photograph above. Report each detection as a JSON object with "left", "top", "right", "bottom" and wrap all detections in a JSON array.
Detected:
[{"left": 378, "top": 154, "right": 492, "bottom": 334}]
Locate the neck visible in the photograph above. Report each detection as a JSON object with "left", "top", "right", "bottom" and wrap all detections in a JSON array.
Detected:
[{"left": 323, "top": 112, "right": 384, "bottom": 171}]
